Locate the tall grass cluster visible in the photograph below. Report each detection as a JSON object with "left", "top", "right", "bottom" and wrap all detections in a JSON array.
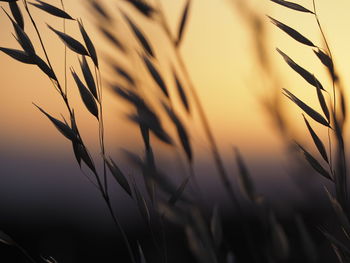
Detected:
[{"left": 0, "top": 0, "right": 349, "bottom": 262}]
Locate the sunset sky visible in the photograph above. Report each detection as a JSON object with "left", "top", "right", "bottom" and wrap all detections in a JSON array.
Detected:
[
  {"left": 0, "top": 0, "right": 349, "bottom": 173},
  {"left": 2, "top": 3, "right": 350, "bottom": 263}
]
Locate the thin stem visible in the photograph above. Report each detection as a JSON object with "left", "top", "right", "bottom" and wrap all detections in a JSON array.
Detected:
[
  {"left": 16, "top": 244, "right": 38, "bottom": 263},
  {"left": 188, "top": 162, "right": 204, "bottom": 204},
  {"left": 20, "top": 4, "right": 137, "bottom": 260},
  {"left": 159, "top": 215, "right": 168, "bottom": 263},
  {"left": 22, "top": 0, "right": 59, "bottom": 88},
  {"left": 327, "top": 128, "right": 335, "bottom": 178},
  {"left": 313, "top": 0, "right": 348, "bottom": 209},
  {"left": 312, "top": 0, "right": 336, "bottom": 114},
  {"left": 81, "top": 169, "right": 100, "bottom": 190},
  {"left": 155, "top": 0, "right": 239, "bottom": 206},
  {"left": 88, "top": 163, "right": 137, "bottom": 263},
  {"left": 167, "top": 98, "right": 200, "bottom": 197},
  {"left": 324, "top": 91, "right": 334, "bottom": 173},
  {"left": 60, "top": 0, "right": 67, "bottom": 95},
  {"left": 105, "top": 198, "right": 137, "bottom": 263},
  {"left": 22, "top": 2, "right": 103, "bottom": 198},
  {"left": 147, "top": 221, "right": 163, "bottom": 261},
  {"left": 95, "top": 67, "right": 108, "bottom": 195}
]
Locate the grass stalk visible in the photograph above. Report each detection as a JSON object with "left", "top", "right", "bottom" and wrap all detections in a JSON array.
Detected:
[
  {"left": 312, "top": 0, "right": 335, "bottom": 107},
  {"left": 312, "top": 0, "right": 348, "bottom": 209},
  {"left": 22, "top": 0, "right": 58, "bottom": 84},
  {"left": 16, "top": 244, "right": 38, "bottom": 263},
  {"left": 104, "top": 197, "right": 137, "bottom": 263},
  {"left": 17, "top": 3, "right": 137, "bottom": 261},
  {"left": 60, "top": 0, "right": 67, "bottom": 94},
  {"left": 155, "top": 0, "right": 239, "bottom": 207},
  {"left": 95, "top": 67, "right": 109, "bottom": 195}
]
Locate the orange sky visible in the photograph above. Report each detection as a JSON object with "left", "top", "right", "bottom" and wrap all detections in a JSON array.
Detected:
[{"left": 0, "top": 0, "right": 349, "bottom": 164}]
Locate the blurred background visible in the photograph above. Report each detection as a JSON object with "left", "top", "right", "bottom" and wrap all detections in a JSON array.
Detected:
[{"left": 0, "top": 0, "right": 349, "bottom": 262}]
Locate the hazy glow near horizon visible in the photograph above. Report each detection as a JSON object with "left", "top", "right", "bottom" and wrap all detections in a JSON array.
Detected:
[{"left": 0, "top": 0, "right": 349, "bottom": 164}]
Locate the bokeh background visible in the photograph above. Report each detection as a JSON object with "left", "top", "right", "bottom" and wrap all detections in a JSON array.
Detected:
[{"left": 0, "top": 0, "right": 349, "bottom": 262}]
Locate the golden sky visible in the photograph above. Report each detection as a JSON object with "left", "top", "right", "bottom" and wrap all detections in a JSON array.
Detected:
[{"left": 0, "top": 0, "right": 349, "bottom": 164}]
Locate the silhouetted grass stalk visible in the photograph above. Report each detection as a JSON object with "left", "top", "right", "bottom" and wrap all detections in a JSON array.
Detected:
[
  {"left": 155, "top": 0, "right": 239, "bottom": 207},
  {"left": 312, "top": 0, "right": 348, "bottom": 210},
  {"left": 4, "top": 0, "right": 350, "bottom": 262},
  {"left": 269, "top": 0, "right": 350, "bottom": 260},
  {"left": 10, "top": 2, "right": 137, "bottom": 262},
  {"left": 60, "top": 0, "right": 67, "bottom": 94},
  {"left": 16, "top": 244, "right": 38, "bottom": 263}
]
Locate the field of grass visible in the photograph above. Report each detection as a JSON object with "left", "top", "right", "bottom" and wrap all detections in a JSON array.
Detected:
[{"left": 0, "top": 0, "right": 349, "bottom": 262}]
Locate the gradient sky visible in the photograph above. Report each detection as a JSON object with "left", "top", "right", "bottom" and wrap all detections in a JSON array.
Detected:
[
  {"left": 0, "top": 0, "right": 349, "bottom": 167},
  {"left": 0, "top": 0, "right": 348, "bottom": 236}
]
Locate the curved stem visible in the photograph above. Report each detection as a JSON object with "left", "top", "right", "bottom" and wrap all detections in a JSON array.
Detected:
[
  {"left": 60, "top": 0, "right": 67, "bottom": 95},
  {"left": 22, "top": 0, "right": 58, "bottom": 86},
  {"left": 155, "top": 0, "right": 239, "bottom": 206},
  {"left": 312, "top": 0, "right": 336, "bottom": 115},
  {"left": 105, "top": 198, "right": 137, "bottom": 263},
  {"left": 19, "top": 4, "right": 137, "bottom": 260},
  {"left": 159, "top": 215, "right": 168, "bottom": 263},
  {"left": 22, "top": 0, "right": 105, "bottom": 195},
  {"left": 95, "top": 67, "right": 108, "bottom": 195},
  {"left": 313, "top": 0, "right": 348, "bottom": 208},
  {"left": 16, "top": 244, "right": 38, "bottom": 263}
]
